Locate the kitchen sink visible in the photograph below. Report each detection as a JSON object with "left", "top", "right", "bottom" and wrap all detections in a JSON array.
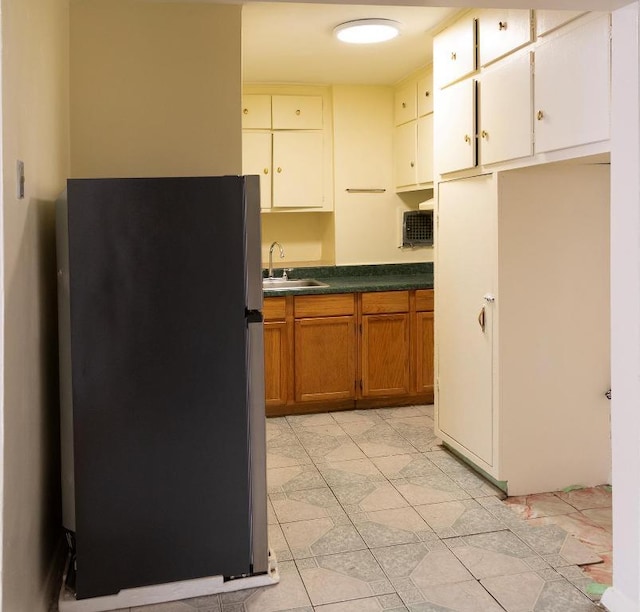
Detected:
[{"left": 262, "top": 278, "right": 329, "bottom": 291}]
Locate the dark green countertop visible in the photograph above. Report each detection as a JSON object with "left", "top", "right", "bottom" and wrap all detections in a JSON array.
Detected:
[{"left": 262, "top": 263, "right": 433, "bottom": 297}]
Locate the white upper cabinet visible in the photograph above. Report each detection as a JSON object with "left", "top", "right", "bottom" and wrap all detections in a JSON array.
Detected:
[
  {"left": 477, "top": 9, "right": 533, "bottom": 67},
  {"left": 272, "top": 95, "right": 323, "bottom": 130},
  {"left": 417, "top": 115, "right": 434, "bottom": 184},
  {"left": 536, "top": 10, "right": 587, "bottom": 37},
  {"left": 272, "top": 131, "right": 324, "bottom": 208},
  {"left": 534, "top": 14, "right": 610, "bottom": 154},
  {"left": 434, "top": 16, "right": 476, "bottom": 88},
  {"left": 242, "top": 95, "right": 271, "bottom": 129},
  {"left": 242, "top": 131, "right": 272, "bottom": 210},
  {"left": 394, "top": 83, "right": 417, "bottom": 125},
  {"left": 394, "top": 122, "right": 418, "bottom": 188},
  {"left": 417, "top": 73, "right": 434, "bottom": 116},
  {"left": 436, "top": 79, "right": 476, "bottom": 174},
  {"left": 479, "top": 53, "right": 533, "bottom": 165}
]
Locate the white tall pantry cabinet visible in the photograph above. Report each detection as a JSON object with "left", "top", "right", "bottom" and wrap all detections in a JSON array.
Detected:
[{"left": 435, "top": 165, "right": 611, "bottom": 495}]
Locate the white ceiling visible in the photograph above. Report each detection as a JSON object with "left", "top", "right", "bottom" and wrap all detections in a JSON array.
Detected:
[{"left": 242, "top": 3, "right": 460, "bottom": 85}]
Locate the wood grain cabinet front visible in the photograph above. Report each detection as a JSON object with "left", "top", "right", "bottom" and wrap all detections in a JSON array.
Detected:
[
  {"left": 415, "top": 289, "right": 435, "bottom": 395},
  {"left": 263, "top": 297, "right": 289, "bottom": 408}
]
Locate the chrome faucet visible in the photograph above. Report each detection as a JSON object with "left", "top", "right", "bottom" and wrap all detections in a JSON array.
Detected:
[{"left": 268, "top": 241, "right": 285, "bottom": 278}]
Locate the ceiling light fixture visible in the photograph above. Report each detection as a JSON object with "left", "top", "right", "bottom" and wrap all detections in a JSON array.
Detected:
[{"left": 334, "top": 19, "right": 401, "bottom": 44}]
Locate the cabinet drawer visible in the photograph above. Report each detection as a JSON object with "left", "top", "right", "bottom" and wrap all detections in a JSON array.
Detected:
[
  {"left": 416, "top": 289, "right": 434, "bottom": 312},
  {"left": 417, "top": 73, "right": 434, "bottom": 116},
  {"left": 294, "top": 294, "right": 355, "bottom": 318},
  {"left": 478, "top": 9, "right": 532, "bottom": 67},
  {"left": 272, "top": 95, "right": 323, "bottom": 129},
  {"left": 395, "top": 83, "right": 417, "bottom": 125},
  {"left": 434, "top": 16, "right": 477, "bottom": 88},
  {"left": 362, "top": 291, "right": 409, "bottom": 314},
  {"left": 264, "top": 297, "right": 286, "bottom": 321},
  {"left": 242, "top": 95, "right": 272, "bottom": 129}
]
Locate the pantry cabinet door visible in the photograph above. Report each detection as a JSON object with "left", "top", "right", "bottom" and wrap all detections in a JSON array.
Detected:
[
  {"left": 534, "top": 14, "right": 610, "bottom": 154},
  {"left": 479, "top": 53, "right": 533, "bottom": 165},
  {"left": 242, "top": 131, "right": 272, "bottom": 210},
  {"left": 436, "top": 79, "right": 476, "bottom": 174},
  {"left": 437, "top": 174, "right": 495, "bottom": 466},
  {"left": 417, "top": 115, "right": 434, "bottom": 184},
  {"left": 395, "top": 122, "right": 418, "bottom": 188}
]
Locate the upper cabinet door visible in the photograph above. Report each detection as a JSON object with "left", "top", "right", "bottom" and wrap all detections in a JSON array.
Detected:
[
  {"left": 478, "top": 9, "right": 533, "bottom": 67},
  {"left": 417, "top": 115, "right": 434, "bottom": 184},
  {"left": 242, "top": 131, "right": 272, "bottom": 210},
  {"left": 272, "top": 131, "right": 324, "bottom": 207},
  {"left": 434, "top": 16, "right": 476, "bottom": 88},
  {"left": 242, "top": 95, "right": 272, "bottom": 129},
  {"left": 394, "top": 83, "right": 417, "bottom": 126},
  {"left": 417, "top": 73, "right": 434, "bottom": 116},
  {"left": 436, "top": 79, "right": 476, "bottom": 174},
  {"left": 534, "top": 14, "right": 610, "bottom": 154},
  {"left": 394, "top": 122, "right": 418, "bottom": 188},
  {"left": 479, "top": 53, "right": 533, "bottom": 165},
  {"left": 272, "top": 95, "right": 323, "bottom": 130},
  {"left": 536, "top": 10, "right": 587, "bottom": 37}
]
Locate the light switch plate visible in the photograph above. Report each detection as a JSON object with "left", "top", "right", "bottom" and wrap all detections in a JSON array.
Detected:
[{"left": 16, "top": 160, "right": 24, "bottom": 200}]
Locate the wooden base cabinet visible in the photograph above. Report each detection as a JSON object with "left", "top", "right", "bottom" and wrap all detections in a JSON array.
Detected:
[
  {"left": 264, "top": 289, "right": 434, "bottom": 416},
  {"left": 435, "top": 166, "right": 611, "bottom": 495}
]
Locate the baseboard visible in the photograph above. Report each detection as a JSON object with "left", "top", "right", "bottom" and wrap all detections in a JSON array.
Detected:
[{"left": 601, "top": 586, "right": 639, "bottom": 611}]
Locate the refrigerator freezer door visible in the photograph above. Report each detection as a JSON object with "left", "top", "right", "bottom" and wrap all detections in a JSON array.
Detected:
[{"left": 244, "top": 175, "right": 263, "bottom": 313}]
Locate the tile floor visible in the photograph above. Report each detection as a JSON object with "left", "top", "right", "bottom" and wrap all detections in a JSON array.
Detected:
[{"left": 128, "top": 405, "right": 612, "bottom": 612}]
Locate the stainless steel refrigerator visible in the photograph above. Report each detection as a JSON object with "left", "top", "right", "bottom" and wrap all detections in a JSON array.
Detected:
[{"left": 56, "top": 175, "right": 267, "bottom": 599}]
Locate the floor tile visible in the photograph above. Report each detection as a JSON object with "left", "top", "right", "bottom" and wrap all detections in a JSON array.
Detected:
[
  {"left": 286, "top": 413, "right": 337, "bottom": 429},
  {"left": 405, "top": 579, "right": 504, "bottom": 611},
  {"left": 330, "top": 410, "right": 386, "bottom": 425},
  {"left": 316, "top": 458, "right": 387, "bottom": 488},
  {"left": 555, "top": 486, "right": 612, "bottom": 511},
  {"left": 180, "top": 594, "right": 222, "bottom": 610},
  {"left": 332, "top": 481, "right": 409, "bottom": 514},
  {"left": 267, "top": 464, "right": 326, "bottom": 494},
  {"left": 481, "top": 571, "right": 600, "bottom": 611},
  {"left": 385, "top": 417, "right": 439, "bottom": 452},
  {"left": 372, "top": 542, "right": 474, "bottom": 595},
  {"left": 377, "top": 406, "right": 430, "bottom": 419},
  {"left": 445, "top": 530, "right": 542, "bottom": 579},
  {"left": 581, "top": 549, "right": 613, "bottom": 586},
  {"left": 343, "top": 423, "right": 418, "bottom": 458},
  {"left": 219, "top": 560, "right": 312, "bottom": 612},
  {"left": 476, "top": 495, "right": 532, "bottom": 529},
  {"left": 297, "top": 549, "right": 394, "bottom": 606},
  {"left": 526, "top": 514, "right": 611, "bottom": 556},
  {"left": 371, "top": 454, "right": 442, "bottom": 480},
  {"left": 504, "top": 493, "right": 576, "bottom": 520},
  {"left": 351, "top": 507, "right": 435, "bottom": 548},
  {"left": 295, "top": 424, "right": 367, "bottom": 462},
  {"left": 556, "top": 565, "right": 607, "bottom": 601},
  {"left": 511, "top": 522, "right": 602, "bottom": 567},
  {"left": 132, "top": 602, "right": 200, "bottom": 612},
  {"left": 424, "top": 450, "right": 470, "bottom": 474},
  {"left": 392, "top": 473, "right": 471, "bottom": 506},
  {"left": 314, "top": 593, "right": 407, "bottom": 611},
  {"left": 414, "top": 499, "right": 506, "bottom": 538},
  {"left": 446, "top": 468, "right": 505, "bottom": 499},
  {"left": 281, "top": 516, "right": 366, "bottom": 558},
  {"left": 270, "top": 487, "right": 345, "bottom": 524},
  {"left": 267, "top": 443, "right": 312, "bottom": 469},
  {"left": 267, "top": 498, "right": 277, "bottom": 525},
  {"left": 266, "top": 418, "right": 298, "bottom": 449},
  {"left": 269, "top": 523, "right": 293, "bottom": 562},
  {"left": 581, "top": 507, "right": 612, "bottom": 533}
]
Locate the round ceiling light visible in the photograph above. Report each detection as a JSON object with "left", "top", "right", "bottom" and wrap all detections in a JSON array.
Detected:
[{"left": 334, "top": 19, "right": 401, "bottom": 44}]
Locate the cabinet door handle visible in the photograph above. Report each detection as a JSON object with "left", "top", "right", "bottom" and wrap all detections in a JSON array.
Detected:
[
  {"left": 481, "top": 130, "right": 488, "bottom": 139},
  {"left": 295, "top": 109, "right": 301, "bottom": 116},
  {"left": 464, "top": 134, "right": 471, "bottom": 143},
  {"left": 451, "top": 52, "right": 457, "bottom": 60},
  {"left": 402, "top": 102, "right": 407, "bottom": 108},
  {"left": 263, "top": 168, "right": 269, "bottom": 175},
  {"left": 425, "top": 91, "right": 430, "bottom": 97},
  {"left": 478, "top": 306, "right": 486, "bottom": 332},
  {"left": 410, "top": 161, "right": 415, "bottom": 168},
  {"left": 243, "top": 108, "right": 249, "bottom": 115},
  {"left": 499, "top": 21, "right": 508, "bottom": 30},
  {"left": 537, "top": 110, "right": 544, "bottom": 121},
  {"left": 277, "top": 167, "right": 283, "bottom": 173}
]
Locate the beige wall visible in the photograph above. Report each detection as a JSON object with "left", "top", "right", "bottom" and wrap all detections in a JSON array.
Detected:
[
  {"left": 332, "top": 85, "right": 433, "bottom": 266},
  {"left": 2, "top": 0, "right": 70, "bottom": 610},
  {"left": 70, "top": 0, "right": 242, "bottom": 178}
]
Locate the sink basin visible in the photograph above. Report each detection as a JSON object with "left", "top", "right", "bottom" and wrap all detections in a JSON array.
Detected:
[{"left": 262, "top": 278, "right": 329, "bottom": 291}]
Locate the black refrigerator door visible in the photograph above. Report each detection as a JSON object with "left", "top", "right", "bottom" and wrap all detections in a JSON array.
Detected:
[{"left": 65, "top": 176, "right": 255, "bottom": 598}]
